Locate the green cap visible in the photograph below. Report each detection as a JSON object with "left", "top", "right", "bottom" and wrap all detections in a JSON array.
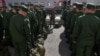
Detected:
[
  {"left": 19, "top": 5, "right": 28, "bottom": 12},
  {"left": 86, "top": 3, "right": 96, "bottom": 9},
  {"left": 76, "top": 3, "right": 83, "bottom": 8},
  {"left": 73, "top": 2, "right": 79, "bottom": 6}
]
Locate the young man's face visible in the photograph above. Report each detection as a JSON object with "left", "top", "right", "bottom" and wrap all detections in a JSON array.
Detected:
[
  {"left": 76, "top": 8, "right": 83, "bottom": 12},
  {"left": 18, "top": 9, "right": 27, "bottom": 16},
  {"left": 85, "top": 8, "right": 95, "bottom": 13}
]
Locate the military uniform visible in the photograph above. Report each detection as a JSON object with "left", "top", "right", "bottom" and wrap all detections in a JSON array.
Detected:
[
  {"left": 70, "top": 3, "right": 84, "bottom": 34},
  {"left": 67, "top": 3, "right": 78, "bottom": 32},
  {"left": 9, "top": 5, "right": 31, "bottom": 56},
  {"left": 0, "top": 12, "right": 3, "bottom": 46},
  {"left": 39, "top": 5, "right": 48, "bottom": 40},
  {"left": 94, "top": 4, "right": 100, "bottom": 56},
  {"left": 69, "top": 3, "right": 84, "bottom": 56},
  {"left": 28, "top": 9, "right": 37, "bottom": 48},
  {"left": 61, "top": 8, "right": 68, "bottom": 36},
  {"left": 50, "top": 10, "right": 56, "bottom": 28},
  {"left": 72, "top": 3, "right": 100, "bottom": 56}
]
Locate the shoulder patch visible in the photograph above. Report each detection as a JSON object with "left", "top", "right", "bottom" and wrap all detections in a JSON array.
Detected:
[
  {"left": 94, "top": 16, "right": 100, "bottom": 20},
  {"left": 24, "top": 18, "right": 30, "bottom": 22},
  {"left": 79, "top": 14, "right": 85, "bottom": 18}
]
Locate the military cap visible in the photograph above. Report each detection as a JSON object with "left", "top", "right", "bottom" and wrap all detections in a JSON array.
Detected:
[
  {"left": 76, "top": 3, "right": 83, "bottom": 8},
  {"left": 72, "top": 2, "right": 79, "bottom": 8},
  {"left": 86, "top": 3, "right": 96, "bottom": 9},
  {"left": 73, "top": 2, "right": 79, "bottom": 6},
  {"left": 19, "top": 5, "right": 28, "bottom": 12}
]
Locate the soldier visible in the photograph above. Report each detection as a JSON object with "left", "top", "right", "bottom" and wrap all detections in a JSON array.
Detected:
[
  {"left": 0, "top": 9, "right": 4, "bottom": 56},
  {"left": 70, "top": 3, "right": 84, "bottom": 34},
  {"left": 93, "top": 4, "right": 100, "bottom": 56},
  {"left": 33, "top": 4, "right": 46, "bottom": 56},
  {"left": 72, "top": 3, "right": 100, "bottom": 56},
  {"left": 39, "top": 4, "right": 47, "bottom": 29},
  {"left": 66, "top": 2, "right": 78, "bottom": 44},
  {"left": 28, "top": 4, "right": 37, "bottom": 48},
  {"left": 3, "top": 6, "right": 19, "bottom": 45},
  {"left": 70, "top": 3, "right": 84, "bottom": 56},
  {"left": 67, "top": 2, "right": 78, "bottom": 33},
  {"left": 49, "top": 9, "right": 56, "bottom": 29},
  {"left": 39, "top": 4, "right": 48, "bottom": 40},
  {"left": 9, "top": 5, "right": 32, "bottom": 56},
  {"left": 28, "top": 4, "right": 34, "bottom": 11},
  {"left": 61, "top": 1, "right": 68, "bottom": 38}
]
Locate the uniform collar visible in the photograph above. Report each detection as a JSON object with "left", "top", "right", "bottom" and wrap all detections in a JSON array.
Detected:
[{"left": 85, "top": 13, "right": 94, "bottom": 15}]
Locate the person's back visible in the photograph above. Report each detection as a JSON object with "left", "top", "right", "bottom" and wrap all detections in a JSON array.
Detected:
[
  {"left": 9, "top": 14, "right": 26, "bottom": 42},
  {"left": 72, "top": 3, "right": 100, "bottom": 56},
  {"left": 76, "top": 13, "right": 100, "bottom": 44}
]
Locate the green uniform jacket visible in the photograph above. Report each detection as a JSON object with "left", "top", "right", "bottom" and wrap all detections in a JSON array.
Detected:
[
  {"left": 9, "top": 14, "right": 31, "bottom": 42},
  {"left": 40, "top": 9, "right": 47, "bottom": 28},
  {"left": 4, "top": 11, "right": 15, "bottom": 29},
  {"left": 28, "top": 10, "right": 37, "bottom": 35},
  {"left": 61, "top": 9, "right": 68, "bottom": 22},
  {"left": 72, "top": 13, "right": 100, "bottom": 45},
  {"left": 70, "top": 12, "right": 84, "bottom": 34},
  {"left": 67, "top": 9, "right": 77, "bottom": 29},
  {"left": 35, "top": 10, "right": 43, "bottom": 34}
]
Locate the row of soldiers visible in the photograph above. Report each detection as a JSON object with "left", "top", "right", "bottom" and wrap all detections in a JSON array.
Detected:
[
  {"left": 61, "top": 2, "right": 100, "bottom": 56},
  {"left": 0, "top": 3, "right": 48, "bottom": 56}
]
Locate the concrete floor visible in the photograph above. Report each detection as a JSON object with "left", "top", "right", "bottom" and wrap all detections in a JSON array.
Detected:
[
  {"left": 8, "top": 26, "right": 71, "bottom": 56},
  {"left": 44, "top": 26, "right": 71, "bottom": 56}
]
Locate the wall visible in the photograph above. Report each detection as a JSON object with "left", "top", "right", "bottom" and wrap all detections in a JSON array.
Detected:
[
  {"left": 5, "top": 0, "right": 100, "bottom": 7},
  {"left": 6, "top": 0, "right": 61, "bottom": 8}
]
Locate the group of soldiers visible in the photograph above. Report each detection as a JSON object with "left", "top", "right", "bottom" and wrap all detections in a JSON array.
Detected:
[
  {"left": 62, "top": 2, "right": 100, "bottom": 56},
  {"left": 0, "top": 3, "right": 48, "bottom": 56},
  {"left": 0, "top": 1, "right": 100, "bottom": 56}
]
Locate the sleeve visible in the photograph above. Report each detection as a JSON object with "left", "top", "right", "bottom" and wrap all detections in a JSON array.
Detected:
[
  {"left": 3, "top": 13, "right": 8, "bottom": 29},
  {"left": 61, "top": 10, "right": 67, "bottom": 21},
  {"left": 70, "top": 14, "right": 77, "bottom": 34},
  {"left": 66, "top": 11, "right": 72, "bottom": 29},
  {"left": 72, "top": 18, "right": 81, "bottom": 41},
  {"left": 96, "top": 20, "right": 100, "bottom": 44}
]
